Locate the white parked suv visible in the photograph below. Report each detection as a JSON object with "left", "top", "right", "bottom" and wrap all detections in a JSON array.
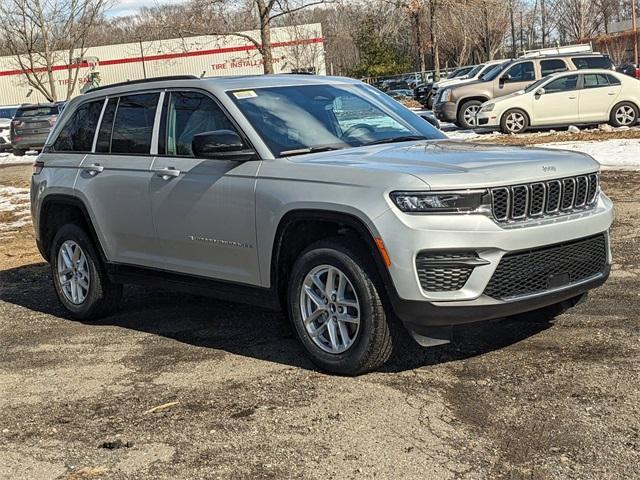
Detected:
[
  {"left": 31, "top": 75, "right": 614, "bottom": 375},
  {"left": 477, "top": 69, "right": 640, "bottom": 133}
]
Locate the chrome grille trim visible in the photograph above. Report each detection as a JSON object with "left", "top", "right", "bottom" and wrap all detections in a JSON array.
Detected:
[{"left": 490, "top": 173, "right": 599, "bottom": 224}]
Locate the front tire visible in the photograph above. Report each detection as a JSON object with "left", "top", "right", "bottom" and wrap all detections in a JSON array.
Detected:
[
  {"left": 500, "top": 109, "right": 529, "bottom": 134},
  {"left": 51, "top": 224, "right": 122, "bottom": 320},
  {"left": 457, "top": 100, "right": 483, "bottom": 129},
  {"left": 288, "top": 239, "right": 393, "bottom": 375},
  {"left": 609, "top": 102, "right": 638, "bottom": 127}
]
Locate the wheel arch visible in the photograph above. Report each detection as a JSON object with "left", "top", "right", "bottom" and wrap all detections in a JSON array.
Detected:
[
  {"left": 609, "top": 100, "right": 640, "bottom": 121},
  {"left": 270, "top": 209, "right": 395, "bottom": 311},
  {"left": 38, "top": 194, "right": 106, "bottom": 263},
  {"left": 500, "top": 107, "right": 531, "bottom": 130},
  {"left": 456, "top": 96, "right": 490, "bottom": 116}
]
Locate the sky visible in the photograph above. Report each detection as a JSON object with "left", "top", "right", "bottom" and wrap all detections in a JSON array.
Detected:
[{"left": 106, "top": 0, "right": 190, "bottom": 18}]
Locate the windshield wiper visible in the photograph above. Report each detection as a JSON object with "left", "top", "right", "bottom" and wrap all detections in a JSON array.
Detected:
[
  {"left": 280, "top": 145, "right": 345, "bottom": 157},
  {"left": 364, "top": 135, "right": 427, "bottom": 146}
]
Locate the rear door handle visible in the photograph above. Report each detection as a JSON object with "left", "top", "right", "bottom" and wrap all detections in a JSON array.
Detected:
[
  {"left": 568, "top": 96, "right": 577, "bottom": 99},
  {"left": 155, "top": 167, "right": 180, "bottom": 180},
  {"left": 83, "top": 164, "right": 104, "bottom": 176},
  {"left": 607, "top": 92, "right": 616, "bottom": 96}
]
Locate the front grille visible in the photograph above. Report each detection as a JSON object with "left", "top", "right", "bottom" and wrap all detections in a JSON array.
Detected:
[
  {"left": 484, "top": 234, "right": 607, "bottom": 300},
  {"left": 490, "top": 173, "right": 598, "bottom": 223},
  {"left": 416, "top": 252, "right": 477, "bottom": 292}
]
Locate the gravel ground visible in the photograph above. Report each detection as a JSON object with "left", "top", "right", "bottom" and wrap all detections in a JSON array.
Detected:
[{"left": 0, "top": 164, "right": 638, "bottom": 480}]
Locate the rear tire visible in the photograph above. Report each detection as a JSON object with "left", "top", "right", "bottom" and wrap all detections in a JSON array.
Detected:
[
  {"left": 50, "top": 224, "right": 122, "bottom": 320},
  {"left": 500, "top": 108, "right": 529, "bottom": 134},
  {"left": 609, "top": 102, "right": 638, "bottom": 127},
  {"left": 457, "top": 100, "right": 483, "bottom": 129},
  {"left": 287, "top": 239, "right": 393, "bottom": 375},
  {"left": 13, "top": 149, "right": 25, "bottom": 156}
]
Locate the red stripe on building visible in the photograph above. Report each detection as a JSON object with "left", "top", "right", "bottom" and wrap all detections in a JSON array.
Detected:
[{"left": 0, "top": 37, "right": 324, "bottom": 77}]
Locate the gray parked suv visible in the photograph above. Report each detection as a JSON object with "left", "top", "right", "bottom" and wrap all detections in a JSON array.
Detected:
[
  {"left": 11, "top": 103, "right": 63, "bottom": 155},
  {"left": 31, "top": 75, "right": 614, "bottom": 375}
]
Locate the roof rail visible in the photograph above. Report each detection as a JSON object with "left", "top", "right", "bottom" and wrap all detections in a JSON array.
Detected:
[
  {"left": 520, "top": 43, "right": 593, "bottom": 58},
  {"left": 84, "top": 75, "right": 199, "bottom": 94}
]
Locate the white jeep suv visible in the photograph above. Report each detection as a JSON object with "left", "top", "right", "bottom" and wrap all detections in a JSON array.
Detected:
[{"left": 31, "top": 75, "right": 613, "bottom": 375}]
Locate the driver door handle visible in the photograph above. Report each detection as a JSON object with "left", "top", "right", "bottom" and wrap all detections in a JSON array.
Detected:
[
  {"left": 155, "top": 167, "right": 180, "bottom": 180},
  {"left": 83, "top": 163, "right": 104, "bottom": 176}
]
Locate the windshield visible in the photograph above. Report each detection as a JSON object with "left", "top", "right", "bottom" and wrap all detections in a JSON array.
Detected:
[
  {"left": 0, "top": 107, "right": 17, "bottom": 119},
  {"left": 229, "top": 84, "right": 444, "bottom": 157},
  {"left": 15, "top": 106, "right": 58, "bottom": 118},
  {"left": 481, "top": 61, "right": 511, "bottom": 81},
  {"left": 455, "top": 66, "right": 473, "bottom": 77},
  {"left": 466, "top": 65, "right": 483, "bottom": 77},
  {"left": 524, "top": 77, "right": 549, "bottom": 93}
]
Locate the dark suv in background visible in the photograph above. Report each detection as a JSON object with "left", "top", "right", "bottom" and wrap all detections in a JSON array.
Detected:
[{"left": 11, "top": 103, "right": 63, "bottom": 155}]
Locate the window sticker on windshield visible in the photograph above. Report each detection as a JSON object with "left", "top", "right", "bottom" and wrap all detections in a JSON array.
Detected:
[{"left": 233, "top": 90, "right": 258, "bottom": 99}]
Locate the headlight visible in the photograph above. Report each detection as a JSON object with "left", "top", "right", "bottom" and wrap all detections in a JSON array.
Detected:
[
  {"left": 481, "top": 103, "right": 495, "bottom": 112},
  {"left": 390, "top": 190, "right": 491, "bottom": 213},
  {"left": 441, "top": 89, "right": 451, "bottom": 102}
]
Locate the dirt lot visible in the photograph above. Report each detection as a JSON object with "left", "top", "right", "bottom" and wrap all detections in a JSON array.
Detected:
[{"left": 1, "top": 163, "right": 638, "bottom": 480}]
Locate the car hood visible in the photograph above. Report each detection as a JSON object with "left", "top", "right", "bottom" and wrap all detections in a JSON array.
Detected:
[
  {"left": 288, "top": 140, "right": 600, "bottom": 190},
  {"left": 0, "top": 118, "right": 11, "bottom": 128}
]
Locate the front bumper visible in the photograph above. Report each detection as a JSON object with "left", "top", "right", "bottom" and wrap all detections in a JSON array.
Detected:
[
  {"left": 376, "top": 193, "right": 614, "bottom": 330},
  {"left": 433, "top": 101, "right": 457, "bottom": 122},
  {"left": 475, "top": 111, "right": 500, "bottom": 127}
]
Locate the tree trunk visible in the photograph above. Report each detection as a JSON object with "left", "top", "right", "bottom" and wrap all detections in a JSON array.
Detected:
[
  {"left": 258, "top": 2, "right": 274, "bottom": 74},
  {"left": 509, "top": 0, "right": 517, "bottom": 57},
  {"left": 429, "top": 0, "right": 440, "bottom": 80}
]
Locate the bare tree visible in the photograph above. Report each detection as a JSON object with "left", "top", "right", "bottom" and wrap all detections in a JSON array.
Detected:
[
  {"left": 0, "top": 0, "right": 110, "bottom": 101},
  {"left": 155, "top": 0, "right": 329, "bottom": 74}
]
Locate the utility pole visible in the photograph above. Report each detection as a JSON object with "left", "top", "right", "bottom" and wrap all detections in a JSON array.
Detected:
[
  {"left": 633, "top": 0, "right": 638, "bottom": 65},
  {"left": 541, "top": 0, "right": 546, "bottom": 48}
]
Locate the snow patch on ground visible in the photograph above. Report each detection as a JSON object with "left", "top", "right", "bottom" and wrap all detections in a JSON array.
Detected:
[
  {"left": 539, "top": 139, "right": 640, "bottom": 169},
  {"left": 0, "top": 185, "right": 31, "bottom": 239},
  {"left": 0, "top": 151, "right": 38, "bottom": 166}
]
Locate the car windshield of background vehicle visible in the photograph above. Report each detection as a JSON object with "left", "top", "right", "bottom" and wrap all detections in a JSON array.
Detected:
[
  {"left": 466, "top": 64, "right": 483, "bottom": 77},
  {"left": 0, "top": 108, "right": 17, "bottom": 119},
  {"left": 524, "top": 77, "right": 549, "bottom": 93},
  {"left": 481, "top": 61, "right": 511, "bottom": 81},
  {"left": 229, "top": 84, "right": 442, "bottom": 157},
  {"left": 15, "top": 107, "right": 58, "bottom": 117}
]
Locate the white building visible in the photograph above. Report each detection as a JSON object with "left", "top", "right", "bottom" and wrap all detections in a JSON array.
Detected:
[{"left": 0, "top": 23, "right": 325, "bottom": 105}]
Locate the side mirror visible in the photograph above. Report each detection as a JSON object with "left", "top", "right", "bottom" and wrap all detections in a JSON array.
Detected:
[
  {"left": 500, "top": 73, "right": 512, "bottom": 84},
  {"left": 192, "top": 130, "right": 256, "bottom": 161},
  {"left": 535, "top": 87, "right": 545, "bottom": 97}
]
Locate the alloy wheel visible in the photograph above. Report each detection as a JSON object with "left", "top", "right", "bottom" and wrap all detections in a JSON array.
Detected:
[
  {"left": 615, "top": 106, "right": 636, "bottom": 126},
  {"left": 57, "top": 240, "right": 90, "bottom": 305},
  {"left": 463, "top": 105, "right": 480, "bottom": 126},
  {"left": 505, "top": 111, "right": 526, "bottom": 133},
  {"left": 300, "top": 264, "right": 361, "bottom": 354}
]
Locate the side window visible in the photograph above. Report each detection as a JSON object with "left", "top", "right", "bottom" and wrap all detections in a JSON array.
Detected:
[
  {"left": 540, "top": 59, "right": 567, "bottom": 77},
  {"left": 53, "top": 100, "right": 104, "bottom": 152},
  {"left": 572, "top": 56, "right": 613, "bottom": 70},
  {"left": 544, "top": 74, "right": 579, "bottom": 93},
  {"left": 110, "top": 93, "right": 160, "bottom": 154},
  {"left": 606, "top": 74, "right": 621, "bottom": 86},
  {"left": 163, "top": 91, "right": 236, "bottom": 157},
  {"left": 96, "top": 98, "right": 118, "bottom": 153},
  {"left": 583, "top": 74, "right": 610, "bottom": 89},
  {"left": 505, "top": 61, "right": 535, "bottom": 82}
]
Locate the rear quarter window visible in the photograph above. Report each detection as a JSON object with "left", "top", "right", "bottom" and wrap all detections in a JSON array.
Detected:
[
  {"left": 572, "top": 57, "right": 613, "bottom": 70},
  {"left": 53, "top": 100, "right": 104, "bottom": 152}
]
